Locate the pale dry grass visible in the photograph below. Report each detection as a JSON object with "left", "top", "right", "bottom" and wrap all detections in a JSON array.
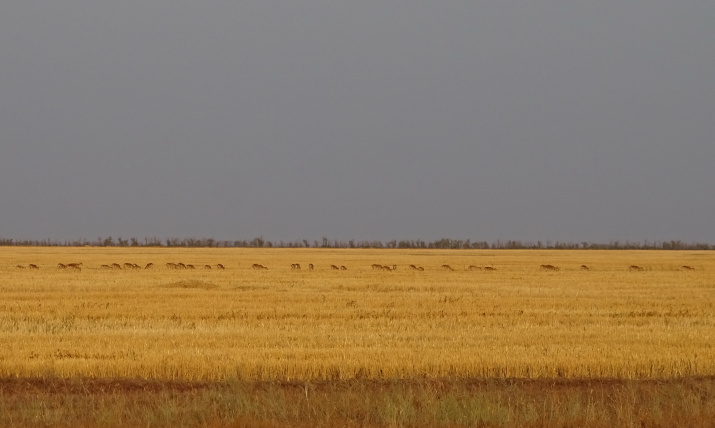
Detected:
[{"left": 1, "top": 247, "right": 713, "bottom": 381}]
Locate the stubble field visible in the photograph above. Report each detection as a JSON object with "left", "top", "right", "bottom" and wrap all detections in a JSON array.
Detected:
[{"left": 1, "top": 247, "right": 714, "bottom": 427}]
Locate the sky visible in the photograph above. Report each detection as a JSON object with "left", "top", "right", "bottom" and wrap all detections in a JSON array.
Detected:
[{"left": 1, "top": 1, "right": 714, "bottom": 244}]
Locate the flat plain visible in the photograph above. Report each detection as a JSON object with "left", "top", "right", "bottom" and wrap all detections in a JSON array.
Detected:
[{"left": 1, "top": 247, "right": 714, "bottom": 426}]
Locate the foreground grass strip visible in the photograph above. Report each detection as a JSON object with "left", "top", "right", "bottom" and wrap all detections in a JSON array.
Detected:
[{"left": 0, "top": 376, "right": 714, "bottom": 427}]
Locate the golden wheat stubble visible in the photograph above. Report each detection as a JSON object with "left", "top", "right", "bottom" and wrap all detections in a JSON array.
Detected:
[{"left": 0, "top": 247, "right": 713, "bottom": 380}]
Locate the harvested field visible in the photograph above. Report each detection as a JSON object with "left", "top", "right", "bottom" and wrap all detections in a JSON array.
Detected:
[{"left": 1, "top": 247, "right": 713, "bottom": 426}]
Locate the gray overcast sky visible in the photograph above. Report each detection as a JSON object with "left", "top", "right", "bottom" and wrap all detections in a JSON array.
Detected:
[{"left": 1, "top": 1, "right": 714, "bottom": 244}]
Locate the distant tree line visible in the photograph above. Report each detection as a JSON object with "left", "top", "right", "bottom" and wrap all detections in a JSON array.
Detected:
[{"left": 0, "top": 236, "right": 712, "bottom": 250}]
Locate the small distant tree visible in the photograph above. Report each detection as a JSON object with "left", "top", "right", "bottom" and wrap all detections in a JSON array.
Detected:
[{"left": 144, "top": 237, "right": 163, "bottom": 246}]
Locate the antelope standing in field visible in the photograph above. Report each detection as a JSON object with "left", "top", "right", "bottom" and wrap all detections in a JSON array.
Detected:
[
  {"left": 144, "top": 263, "right": 154, "bottom": 269},
  {"left": 330, "top": 265, "right": 339, "bottom": 270},
  {"left": 186, "top": 264, "right": 196, "bottom": 269},
  {"left": 467, "top": 265, "right": 481, "bottom": 271},
  {"left": 308, "top": 263, "right": 314, "bottom": 271},
  {"left": 340, "top": 265, "right": 347, "bottom": 270},
  {"left": 291, "top": 263, "right": 301, "bottom": 270},
  {"left": 57, "top": 263, "right": 67, "bottom": 269},
  {"left": 629, "top": 265, "right": 644, "bottom": 271},
  {"left": 204, "top": 265, "right": 212, "bottom": 269},
  {"left": 580, "top": 265, "right": 590, "bottom": 271},
  {"left": 540, "top": 264, "right": 560, "bottom": 271},
  {"left": 252, "top": 263, "right": 268, "bottom": 270},
  {"left": 216, "top": 264, "right": 225, "bottom": 269},
  {"left": 100, "top": 264, "right": 112, "bottom": 269},
  {"left": 371, "top": 264, "right": 383, "bottom": 271},
  {"left": 483, "top": 266, "right": 496, "bottom": 271},
  {"left": 681, "top": 265, "right": 695, "bottom": 271},
  {"left": 29, "top": 264, "right": 39, "bottom": 269},
  {"left": 441, "top": 264, "right": 455, "bottom": 271}
]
